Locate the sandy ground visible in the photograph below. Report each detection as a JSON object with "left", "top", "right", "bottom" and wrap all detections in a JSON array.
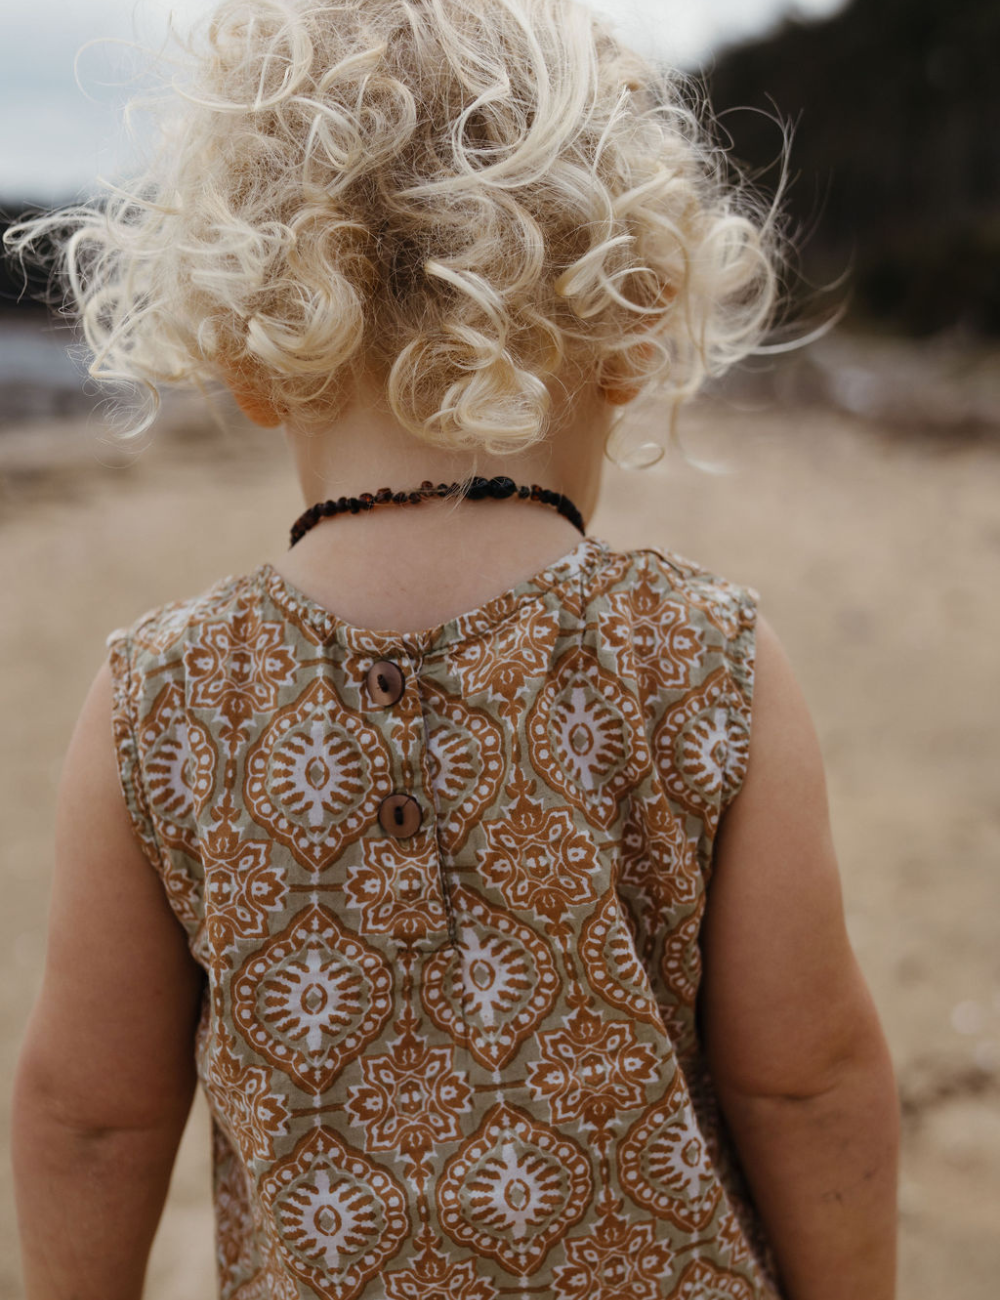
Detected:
[{"left": 1, "top": 390, "right": 999, "bottom": 1299}]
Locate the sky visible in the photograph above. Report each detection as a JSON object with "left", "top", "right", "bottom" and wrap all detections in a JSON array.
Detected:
[{"left": 0, "top": 0, "right": 845, "bottom": 201}]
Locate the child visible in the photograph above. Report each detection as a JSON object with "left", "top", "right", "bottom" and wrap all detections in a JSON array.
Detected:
[{"left": 7, "top": 1, "right": 899, "bottom": 1298}]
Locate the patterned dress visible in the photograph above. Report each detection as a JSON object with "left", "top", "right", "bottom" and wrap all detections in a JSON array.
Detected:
[{"left": 106, "top": 533, "right": 784, "bottom": 1300}]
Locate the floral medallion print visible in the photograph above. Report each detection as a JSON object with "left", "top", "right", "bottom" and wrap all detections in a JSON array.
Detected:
[
  {"left": 659, "top": 899, "right": 706, "bottom": 1028},
  {"left": 137, "top": 682, "right": 217, "bottom": 853},
  {"left": 652, "top": 666, "right": 747, "bottom": 833},
  {"left": 212, "top": 1122, "right": 269, "bottom": 1298},
  {"left": 129, "top": 580, "right": 244, "bottom": 657},
  {"left": 617, "top": 1070, "right": 722, "bottom": 1232},
  {"left": 419, "top": 679, "right": 506, "bottom": 855},
  {"left": 244, "top": 676, "right": 394, "bottom": 871},
  {"left": 185, "top": 603, "right": 299, "bottom": 740},
  {"left": 579, "top": 890, "right": 664, "bottom": 1026},
  {"left": 230, "top": 1268, "right": 297, "bottom": 1300},
  {"left": 107, "top": 543, "right": 776, "bottom": 1299},
  {"left": 203, "top": 791, "right": 288, "bottom": 974},
  {"left": 620, "top": 794, "right": 701, "bottom": 911},
  {"left": 107, "top": 649, "right": 202, "bottom": 934},
  {"left": 346, "top": 1007, "right": 472, "bottom": 1159},
  {"left": 715, "top": 1206, "right": 755, "bottom": 1271},
  {"left": 343, "top": 835, "right": 449, "bottom": 946},
  {"left": 421, "top": 887, "right": 560, "bottom": 1071},
  {"left": 478, "top": 768, "right": 603, "bottom": 921},
  {"left": 670, "top": 1258, "right": 760, "bottom": 1300},
  {"left": 602, "top": 567, "right": 706, "bottom": 699},
  {"left": 681, "top": 1055, "right": 733, "bottom": 1180},
  {"left": 231, "top": 904, "right": 393, "bottom": 1094},
  {"left": 259, "top": 1126, "right": 409, "bottom": 1299},
  {"left": 380, "top": 1223, "right": 498, "bottom": 1300},
  {"left": 129, "top": 601, "right": 194, "bottom": 656},
  {"left": 257, "top": 566, "right": 339, "bottom": 647},
  {"left": 527, "top": 644, "right": 650, "bottom": 829},
  {"left": 445, "top": 600, "right": 561, "bottom": 702},
  {"left": 436, "top": 1103, "right": 593, "bottom": 1275},
  {"left": 201, "top": 1024, "right": 291, "bottom": 1167},
  {"left": 108, "top": 704, "right": 159, "bottom": 870},
  {"left": 245, "top": 1198, "right": 304, "bottom": 1300},
  {"left": 526, "top": 1005, "right": 660, "bottom": 1133},
  {"left": 680, "top": 573, "right": 758, "bottom": 643},
  {"left": 551, "top": 1186, "right": 675, "bottom": 1300},
  {"left": 383, "top": 1258, "right": 494, "bottom": 1300}
]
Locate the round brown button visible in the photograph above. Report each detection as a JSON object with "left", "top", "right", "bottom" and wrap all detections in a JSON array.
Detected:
[
  {"left": 378, "top": 793, "right": 422, "bottom": 839},
  {"left": 366, "top": 659, "right": 405, "bottom": 707}
]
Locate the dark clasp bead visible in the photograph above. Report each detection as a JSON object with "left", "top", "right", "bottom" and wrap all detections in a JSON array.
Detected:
[{"left": 490, "top": 476, "right": 516, "bottom": 499}]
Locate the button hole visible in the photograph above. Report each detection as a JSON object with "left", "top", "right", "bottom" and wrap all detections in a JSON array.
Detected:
[
  {"left": 393, "top": 804, "right": 405, "bottom": 826},
  {"left": 377, "top": 673, "right": 389, "bottom": 693}
]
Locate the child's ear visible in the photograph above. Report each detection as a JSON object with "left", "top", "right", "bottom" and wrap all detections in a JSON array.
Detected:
[
  {"left": 217, "top": 357, "right": 284, "bottom": 428},
  {"left": 598, "top": 341, "right": 659, "bottom": 407},
  {"left": 229, "top": 384, "right": 284, "bottom": 428}
]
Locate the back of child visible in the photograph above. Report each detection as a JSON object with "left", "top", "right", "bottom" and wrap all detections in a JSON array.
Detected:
[{"left": 7, "top": 3, "right": 900, "bottom": 1299}]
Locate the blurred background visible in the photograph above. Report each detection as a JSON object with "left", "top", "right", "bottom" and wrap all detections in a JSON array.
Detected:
[{"left": 1, "top": 1, "right": 998, "bottom": 1297}]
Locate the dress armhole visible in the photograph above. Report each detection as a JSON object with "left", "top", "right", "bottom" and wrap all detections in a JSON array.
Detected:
[
  {"left": 719, "top": 584, "right": 760, "bottom": 815},
  {"left": 105, "top": 627, "right": 162, "bottom": 870}
]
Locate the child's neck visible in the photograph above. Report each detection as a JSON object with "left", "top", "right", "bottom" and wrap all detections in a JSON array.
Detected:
[
  {"left": 282, "top": 371, "right": 612, "bottom": 525},
  {"left": 271, "top": 499, "right": 587, "bottom": 633},
  {"left": 265, "top": 374, "right": 613, "bottom": 633}
]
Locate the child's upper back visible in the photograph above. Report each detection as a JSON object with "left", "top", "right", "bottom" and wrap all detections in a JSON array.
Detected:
[{"left": 105, "top": 531, "right": 781, "bottom": 1298}]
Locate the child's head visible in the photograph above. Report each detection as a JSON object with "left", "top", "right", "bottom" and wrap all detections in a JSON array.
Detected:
[{"left": 7, "top": 0, "right": 781, "bottom": 459}]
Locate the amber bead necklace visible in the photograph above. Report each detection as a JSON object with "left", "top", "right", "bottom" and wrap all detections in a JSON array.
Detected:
[{"left": 289, "top": 476, "right": 586, "bottom": 548}]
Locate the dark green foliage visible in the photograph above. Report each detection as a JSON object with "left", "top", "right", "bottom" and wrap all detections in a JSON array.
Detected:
[{"left": 707, "top": 0, "right": 1000, "bottom": 335}]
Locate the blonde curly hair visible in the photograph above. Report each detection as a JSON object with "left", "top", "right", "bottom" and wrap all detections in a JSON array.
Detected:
[{"left": 6, "top": 0, "right": 783, "bottom": 455}]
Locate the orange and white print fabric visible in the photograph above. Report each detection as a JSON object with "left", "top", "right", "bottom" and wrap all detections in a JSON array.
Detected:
[{"left": 106, "top": 535, "right": 783, "bottom": 1300}]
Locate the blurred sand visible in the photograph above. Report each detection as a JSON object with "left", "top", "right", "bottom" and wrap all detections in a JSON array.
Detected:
[{"left": 1, "top": 391, "right": 999, "bottom": 1299}]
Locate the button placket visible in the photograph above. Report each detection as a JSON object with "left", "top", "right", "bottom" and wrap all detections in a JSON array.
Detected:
[
  {"left": 365, "top": 653, "right": 425, "bottom": 841},
  {"left": 359, "top": 648, "right": 453, "bottom": 949}
]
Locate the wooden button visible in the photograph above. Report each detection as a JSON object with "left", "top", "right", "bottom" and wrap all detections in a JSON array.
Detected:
[
  {"left": 366, "top": 659, "right": 405, "bottom": 707},
  {"left": 378, "top": 794, "right": 422, "bottom": 839}
]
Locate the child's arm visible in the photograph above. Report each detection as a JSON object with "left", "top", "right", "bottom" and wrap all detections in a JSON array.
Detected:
[
  {"left": 700, "top": 615, "right": 900, "bottom": 1300},
  {"left": 12, "top": 659, "right": 205, "bottom": 1300}
]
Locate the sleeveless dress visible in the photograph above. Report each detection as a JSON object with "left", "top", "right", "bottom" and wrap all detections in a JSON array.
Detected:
[{"left": 106, "top": 533, "right": 784, "bottom": 1300}]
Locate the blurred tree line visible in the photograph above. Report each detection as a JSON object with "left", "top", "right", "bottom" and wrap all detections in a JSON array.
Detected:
[
  {"left": 2, "top": 0, "right": 997, "bottom": 337},
  {"left": 706, "top": 0, "right": 999, "bottom": 336}
]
